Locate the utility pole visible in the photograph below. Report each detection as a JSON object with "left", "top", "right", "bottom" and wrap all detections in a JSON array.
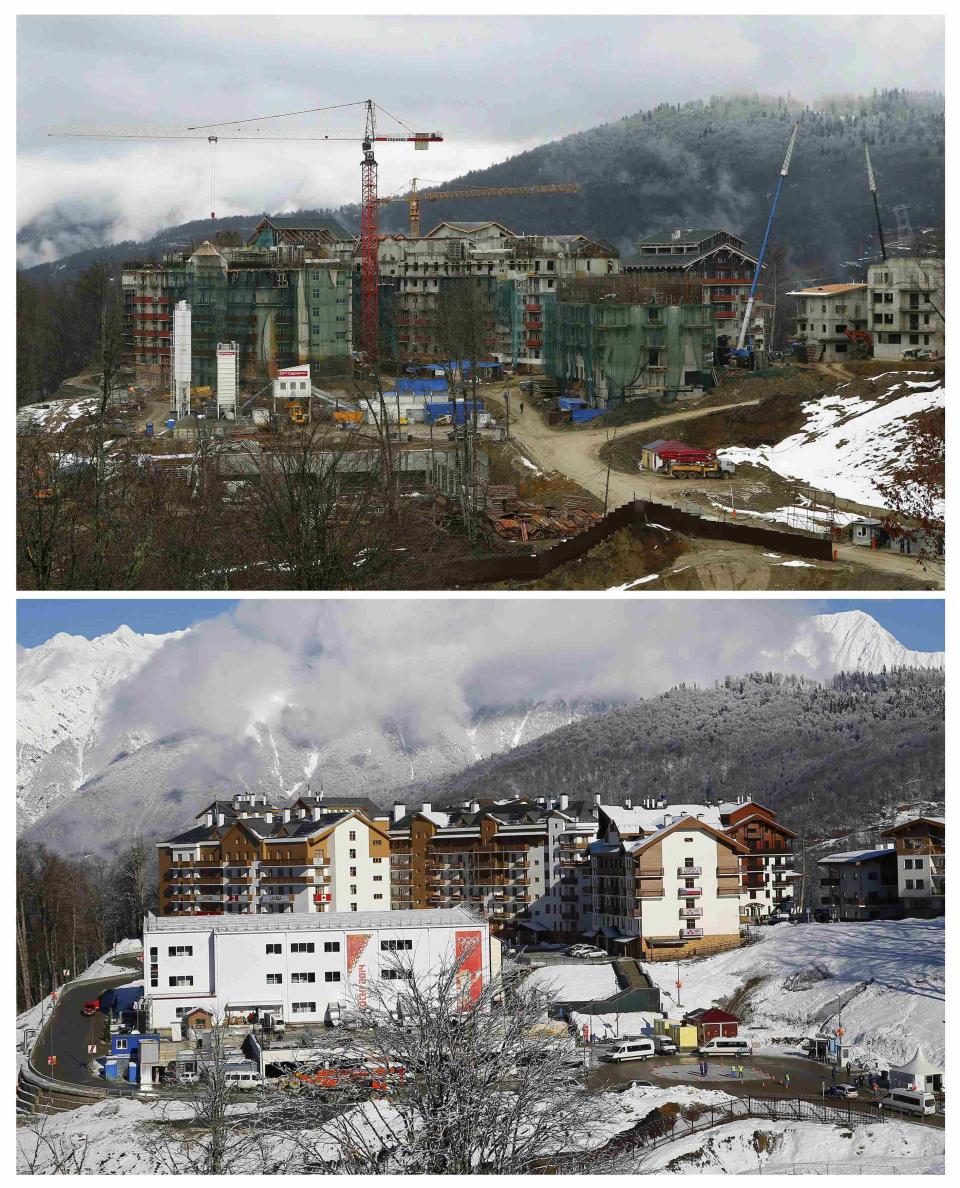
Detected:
[{"left": 675, "top": 960, "right": 683, "bottom": 1009}]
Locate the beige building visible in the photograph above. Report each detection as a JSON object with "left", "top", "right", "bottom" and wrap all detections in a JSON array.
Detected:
[
  {"left": 867, "top": 256, "right": 944, "bottom": 360},
  {"left": 880, "top": 812, "right": 945, "bottom": 916},
  {"left": 789, "top": 283, "right": 869, "bottom": 361}
]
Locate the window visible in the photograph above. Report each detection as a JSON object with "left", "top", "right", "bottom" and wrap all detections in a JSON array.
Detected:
[
  {"left": 350, "top": 903, "right": 358, "bottom": 912},
  {"left": 324, "top": 971, "right": 342, "bottom": 983},
  {"left": 350, "top": 885, "right": 357, "bottom": 895},
  {"left": 291, "top": 942, "right": 315, "bottom": 954},
  {"left": 349, "top": 866, "right": 357, "bottom": 877},
  {"left": 292, "top": 972, "right": 316, "bottom": 983},
  {"left": 349, "top": 830, "right": 357, "bottom": 841},
  {"left": 292, "top": 1002, "right": 316, "bottom": 1013},
  {"left": 266, "top": 973, "right": 283, "bottom": 985},
  {"left": 381, "top": 939, "right": 413, "bottom": 951},
  {"left": 323, "top": 941, "right": 340, "bottom": 953},
  {"left": 115, "top": 1038, "right": 128, "bottom": 1051},
  {"left": 349, "top": 849, "right": 357, "bottom": 859},
  {"left": 905, "top": 879, "right": 914, "bottom": 890},
  {"left": 382, "top": 969, "right": 412, "bottom": 981},
  {"left": 374, "top": 893, "right": 384, "bottom": 900},
  {"left": 373, "top": 856, "right": 383, "bottom": 864},
  {"left": 168, "top": 945, "right": 193, "bottom": 957},
  {"left": 265, "top": 943, "right": 282, "bottom": 955},
  {"left": 149, "top": 948, "right": 158, "bottom": 960},
  {"left": 169, "top": 975, "right": 194, "bottom": 987},
  {"left": 916, "top": 879, "right": 925, "bottom": 890},
  {"left": 373, "top": 875, "right": 383, "bottom": 882}
]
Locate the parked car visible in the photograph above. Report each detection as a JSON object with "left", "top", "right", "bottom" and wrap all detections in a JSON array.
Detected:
[
  {"left": 601, "top": 1038, "right": 656, "bottom": 1063},
  {"left": 826, "top": 1083, "right": 858, "bottom": 1099},
  {"left": 80, "top": 1000, "right": 100, "bottom": 1016},
  {"left": 764, "top": 913, "right": 787, "bottom": 926},
  {"left": 813, "top": 908, "right": 834, "bottom": 923},
  {"left": 652, "top": 1036, "right": 677, "bottom": 1055}
]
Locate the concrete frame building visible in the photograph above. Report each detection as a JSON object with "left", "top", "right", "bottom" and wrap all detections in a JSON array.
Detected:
[
  {"left": 157, "top": 792, "right": 391, "bottom": 918},
  {"left": 880, "top": 813, "right": 945, "bottom": 917},
  {"left": 817, "top": 845, "right": 900, "bottom": 921},
  {"left": 867, "top": 256, "right": 944, "bottom": 359},
  {"left": 789, "top": 283, "right": 869, "bottom": 361},
  {"left": 122, "top": 226, "right": 355, "bottom": 392},
  {"left": 143, "top": 906, "right": 495, "bottom": 1036},
  {"left": 621, "top": 228, "right": 767, "bottom": 350}
]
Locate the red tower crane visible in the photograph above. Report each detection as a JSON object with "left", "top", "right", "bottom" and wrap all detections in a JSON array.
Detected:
[{"left": 188, "top": 99, "right": 441, "bottom": 365}]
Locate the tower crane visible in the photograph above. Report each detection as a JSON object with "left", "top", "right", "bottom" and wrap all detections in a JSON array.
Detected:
[
  {"left": 734, "top": 122, "right": 799, "bottom": 359},
  {"left": 51, "top": 99, "right": 443, "bottom": 365},
  {"left": 377, "top": 179, "right": 581, "bottom": 238}
]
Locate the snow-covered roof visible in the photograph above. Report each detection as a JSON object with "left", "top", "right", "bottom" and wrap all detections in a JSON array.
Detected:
[
  {"left": 603, "top": 804, "right": 722, "bottom": 835},
  {"left": 144, "top": 907, "right": 483, "bottom": 934},
  {"left": 890, "top": 1046, "right": 943, "bottom": 1077},
  {"left": 819, "top": 846, "right": 895, "bottom": 865}
]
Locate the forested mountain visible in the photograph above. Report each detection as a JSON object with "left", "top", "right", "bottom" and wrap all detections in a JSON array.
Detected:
[
  {"left": 19, "top": 90, "right": 942, "bottom": 284},
  {"left": 413, "top": 669, "right": 944, "bottom": 838}
]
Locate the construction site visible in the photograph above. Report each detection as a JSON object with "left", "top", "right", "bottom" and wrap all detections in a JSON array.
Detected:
[{"left": 19, "top": 102, "right": 944, "bottom": 591}]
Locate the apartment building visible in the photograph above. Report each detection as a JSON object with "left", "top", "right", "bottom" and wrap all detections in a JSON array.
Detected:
[
  {"left": 788, "top": 283, "right": 869, "bottom": 361},
  {"left": 388, "top": 796, "right": 598, "bottom": 944},
  {"left": 621, "top": 228, "right": 768, "bottom": 350},
  {"left": 588, "top": 803, "right": 747, "bottom": 960},
  {"left": 867, "top": 256, "right": 944, "bottom": 359},
  {"left": 817, "top": 845, "right": 900, "bottom": 921},
  {"left": 717, "top": 799, "right": 798, "bottom": 918},
  {"left": 122, "top": 222, "right": 355, "bottom": 389},
  {"left": 143, "top": 906, "right": 494, "bottom": 1035},
  {"left": 880, "top": 812, "right": 945, "bottom": 917},
  {"left": 376, "top": 221, "right": 619, "bottom": 371},
  {"left": 157, "top": 792, "right": 391, "bottom": 917}
]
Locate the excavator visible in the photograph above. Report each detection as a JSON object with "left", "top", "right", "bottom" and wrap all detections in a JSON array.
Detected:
[{"left": 845, "top": 327, "right": 873, "bottom": 360}]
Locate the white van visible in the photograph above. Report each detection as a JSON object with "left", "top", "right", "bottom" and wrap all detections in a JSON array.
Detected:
[
  {"left": 602, "top": 1038, "right": 656, "bottom": 1063},
  {"left": 697, "top": 1038, "right": 751, "bottom": 1057},
  {"left": 223, "top": 1068, "right": 263, "bottom": 1090},
  {"left": 882, "top": 1089, "right": 937, "bottom": 1116}
]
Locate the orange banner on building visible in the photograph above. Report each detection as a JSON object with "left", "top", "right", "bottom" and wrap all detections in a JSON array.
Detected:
[
  {"left": 347, "top": 932, "right": 371, "bottom": 974},
  {"left": 455, "top": 929, "right": 484, "bottom": 1006}
]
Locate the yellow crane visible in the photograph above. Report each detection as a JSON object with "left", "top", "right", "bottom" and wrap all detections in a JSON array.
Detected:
[{"left": 378, "top": 178, "right": 580, "bottom": 238}]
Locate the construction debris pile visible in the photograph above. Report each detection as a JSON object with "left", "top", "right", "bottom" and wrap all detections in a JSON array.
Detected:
[{"left": 484, "top": 484, "right": 601, "bottom": 541}]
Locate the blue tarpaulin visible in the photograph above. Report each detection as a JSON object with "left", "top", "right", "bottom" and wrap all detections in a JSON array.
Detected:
[
  {"left": 397, "top": 377, "right": 448, "bottom": 394},
  {"left": 558, "top": 397, "right": 589, "bottom": 411},
  {"left": 424, "top": 400, "right": 485, "bottom": 424},
  {"left": 571, "top": 408, "right": 607, "bottom": 423}
]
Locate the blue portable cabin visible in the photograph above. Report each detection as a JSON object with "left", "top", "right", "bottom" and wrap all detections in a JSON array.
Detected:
[
  {"left": 424, "top": 400, "right": 485, "bottom": 425},
  {"left": 111, "top": 1032, "right": 159, "bottom": 1061}
]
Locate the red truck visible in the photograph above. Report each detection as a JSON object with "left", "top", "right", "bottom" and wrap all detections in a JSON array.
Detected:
[{"left": 80, "top": 999, "right": 100, "bottom": 1016}]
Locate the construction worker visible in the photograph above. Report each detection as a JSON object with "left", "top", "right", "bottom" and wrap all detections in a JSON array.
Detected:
[{"left": 784, "top": 1073, "right": 791, "bottom": 1091}]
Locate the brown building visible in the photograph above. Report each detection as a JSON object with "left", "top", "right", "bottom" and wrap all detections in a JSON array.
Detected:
[
  {"left": 157, "top": 791, "right": 390, "bottom": 917},
  {"left": 718, "top": 799, "right": 798, "bottom": 919},
  {"left": 881, "top": 812, "right": 945, "bottom": 916},
  {"left": 388, "top": 796, "right": 598, "bottom": 944}
]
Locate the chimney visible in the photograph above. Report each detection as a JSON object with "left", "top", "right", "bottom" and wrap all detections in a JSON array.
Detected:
[
  {"left": 470, "top": 800, "right": 480, "bottom": 814},
  {"left": 421, "top": 802, "right": 432, "bottom": 815},
  {"left": 393, "top": 802, "right": 405, "bottom": 823},
  {"left": 663, "top": 813, "right": 672, "bottom": 827},
  {"left": 216, "top": 812, "right": 225, "bottom": 827},
  {"left": 263, "top": 811, "right": 273, "bottom": 824},
  {"left": 560, "top": 793, "right": 569, "bottom": 811},
  {"left": 204, "top": 811, "right": 214, "bottom": 827},
  {"left": 625, "top": 798, "right": 633, "bottom": 810},
  {"left": 283, "top": 809, "right": 291, "bottom": 824},
  {"left": 312, "top": 805, "right": 323, "bottom": 821},
  {"left": 658, "top": 795, "right": 667, "bottom": 809},
  {"left": 593, "top": 792, "right": 601, "bottom": 806}
]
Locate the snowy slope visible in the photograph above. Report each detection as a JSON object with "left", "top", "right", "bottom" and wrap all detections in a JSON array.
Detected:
[
  {"left": 784, "top": 610, "right": 943, "bottom": 673},
  {"left": 17, "top": 626, "right": 180, "bottom": 828},
  {"left": 719, "top": 374, "right": 944, "bottom": 512},
  {"left": 645, "top": 918, "right": 944, "bottom": 1069}
]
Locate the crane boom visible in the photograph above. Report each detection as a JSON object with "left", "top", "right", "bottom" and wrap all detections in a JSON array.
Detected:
[
  {"left": 865, "top": 145, "right": 887, "bottom": 262},
  {"left": 377, "top": 180, "right": 580, "bottom": 237},
  {"left": 736, "top": 122, "right": 799, "bottom": 353}
]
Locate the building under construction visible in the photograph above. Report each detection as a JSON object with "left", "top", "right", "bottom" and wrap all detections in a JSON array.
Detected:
[
  {"left": 548, "top": 274, "right": 715, "bottom": 406},
  {"left": 122, "top": 223, "right": 355, "bottom": 390}
]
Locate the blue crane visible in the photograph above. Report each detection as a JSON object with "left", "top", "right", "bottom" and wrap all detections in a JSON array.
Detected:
[{"left": 733, "top": 122, "right": 799, "bottom": 359}]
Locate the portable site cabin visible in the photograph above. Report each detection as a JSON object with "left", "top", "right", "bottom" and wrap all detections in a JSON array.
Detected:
[
  {"left": 806, "top": 1032, "right": 852, "bottom": 1065},
  {"left": 654, "top": 1017, "right": 700, "bottom": 1052},
  {"left": 889, "top": 1047, "right": 944, "bottom": 1094},
  {"left": 849, "top": 518, "right": 887, "bottom": 548},
  {"left": 640, "top": 439, "right": 716, "bottom": 473}
]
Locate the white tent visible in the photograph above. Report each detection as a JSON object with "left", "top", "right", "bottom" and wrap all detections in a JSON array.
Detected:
[{"left": 889, "top": 1046, "right": 944, "bottom": 1092}]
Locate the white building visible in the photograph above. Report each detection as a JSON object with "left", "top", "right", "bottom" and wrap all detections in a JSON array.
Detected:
[
  {"left": 144, "top": 907, "right": 496, "bottom": 1036},
  {"left": 788, "top": 283, "right": 869, "bottom": 361},
  {"left": 867, "top": 256, "right": 944, "bottom": 359}
]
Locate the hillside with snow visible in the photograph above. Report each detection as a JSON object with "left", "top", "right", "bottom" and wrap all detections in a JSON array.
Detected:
[
  {"left": 719, "top": 373, "right": 944, "bottom": 514},
  {"left": 646, "top": 918, "right": 945, "bottom": 1069},
  {"left": 18, "top": 610, "right": 942, "bottom": 857}
]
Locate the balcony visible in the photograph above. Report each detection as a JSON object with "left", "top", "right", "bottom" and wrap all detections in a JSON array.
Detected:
[
  {"left": 636, "top": 868, "right": 664, "bottom": 879},
  {"left": 680, "top": 928, "right": 704, "bottom": 939},
  {"left": 678, "top": 887, "right": 702, "bottom": 897},
  {"left": 679, "top": 907, "right": 703, "bottom": 919},
  {"left": 678, "top": 866, "right": 702, "bottom": 877}
]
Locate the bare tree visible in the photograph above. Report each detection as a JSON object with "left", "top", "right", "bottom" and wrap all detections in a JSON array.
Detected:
[
  {"left": 17, "top": 1114, "right": 92, "bottom": 1174},
  {"left": 277, "top": 956, "right": 609, "bottom": 1174}
]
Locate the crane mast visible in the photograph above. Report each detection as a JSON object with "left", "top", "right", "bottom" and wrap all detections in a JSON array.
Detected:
[
  {"left": 360, "top": 101, "right": 381, "bottom": 364},
  {"left": 736, "top": 122, "right": 799, "bottom": 353}
]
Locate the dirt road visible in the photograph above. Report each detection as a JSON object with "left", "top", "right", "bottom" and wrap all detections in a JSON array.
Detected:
[{"left": 499, "top": 397, "right": 943, "bottom": 591}]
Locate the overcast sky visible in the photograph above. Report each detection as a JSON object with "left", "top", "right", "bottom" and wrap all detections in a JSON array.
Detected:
[{"left": 17, "top": 13, "right": 944, "bottom": 266}]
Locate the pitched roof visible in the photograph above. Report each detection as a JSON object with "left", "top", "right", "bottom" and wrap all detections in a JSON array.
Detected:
[
  {"left": 144, "top": 906, "right": 485, "bottom": 934},
  {"left": 627, "top": 815, "right": 750, "bottom": 857},
  {"left": 637, "top": 228, "right": 731, "bottom": 246},
  {"left": 819, "top": 847, "right": 895, "bottom": 864},
  {"left": 787, "top": 283, "right": 868, "bottom": 296},
  {"left": 260, "top": 215, "right": 352, "bottom": 239}
]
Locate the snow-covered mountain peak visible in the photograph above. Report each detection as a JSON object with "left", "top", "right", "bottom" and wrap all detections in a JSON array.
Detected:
[{"left": 807, "top": 611, "right": 943, "bottom": 672}]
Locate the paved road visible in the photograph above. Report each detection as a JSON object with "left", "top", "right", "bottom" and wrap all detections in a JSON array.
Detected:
[
  {"left": 588, "top": 1050, "right": 944, "bottom": 1128},
  {"left": 32, "top": 967, "right": 141, "bottom": 1093},
  {"left": 496, "top": 393, "right": 943, "bottom": 590}
]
